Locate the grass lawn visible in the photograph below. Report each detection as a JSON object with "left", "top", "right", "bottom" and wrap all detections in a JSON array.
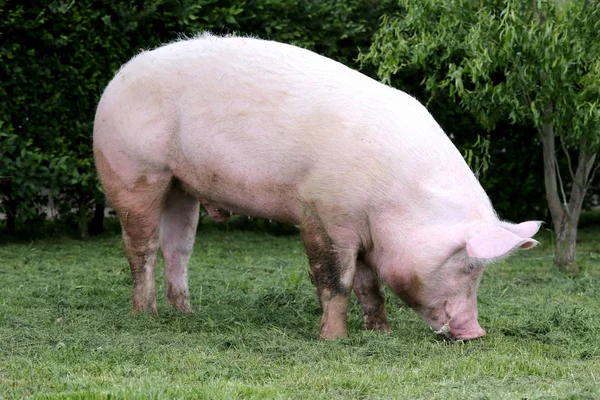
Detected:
[{"left": 1, "top": 221, "right": 599, "bottom": 399}]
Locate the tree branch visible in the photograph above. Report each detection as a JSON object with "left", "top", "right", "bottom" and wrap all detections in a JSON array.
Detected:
[
  {"left": 554, "top": 155, "right": 570, "bottom": 218},
  {"left": 567, "top": 149, "right": 597, "bottom": 219},
  {"left": 517, "top": 80, "right": 538, "bottom": 137},
  {"left": 540, "top": 117, "right": 564, "bottom": 225},
  {"left": 558, "top": 132, "right": 579, "bottom": 186},
  {"left": 583, "top": 153, "right": 599, "bottom": 194}
]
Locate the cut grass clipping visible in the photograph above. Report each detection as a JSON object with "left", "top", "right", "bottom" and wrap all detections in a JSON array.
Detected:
[{"left": 1, "top": 223, "right": 599, "bottom": 399}]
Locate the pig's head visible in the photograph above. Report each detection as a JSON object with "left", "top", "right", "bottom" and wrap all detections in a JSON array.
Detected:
[{"left": 379, "top": 220, "right": 541, "bottom": 341}]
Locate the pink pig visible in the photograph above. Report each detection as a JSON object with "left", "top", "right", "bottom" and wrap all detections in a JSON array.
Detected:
[{"left": 93, "top": 34, "right": 540, "bottom": 341}]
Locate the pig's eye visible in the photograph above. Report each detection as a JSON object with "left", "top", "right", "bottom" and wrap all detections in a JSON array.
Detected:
[{"left": 462, "top": 262, "right": 479, "bottom": 275}]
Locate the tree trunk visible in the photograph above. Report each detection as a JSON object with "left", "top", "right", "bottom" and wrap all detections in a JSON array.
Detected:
[
  {"left": 89, "top": 200, "right": 105, "bottom": 236},
  {"left": 539, "top": 117, "right": 576, "bottom": 273},
  {"left": 2, "top": 179, "right": 17, "bottom": 234},
  {"left": 555, "top": 147, "right": 597, "bottom": 273},
  {"left": 539, "top": 119, "right": 563, "bottom": 225},
  {"left": 77, "top": 195, "right": 88, "bottom": 238},
  {"left": 553, "top": 213, "right": 578, "bottom": 273},
  {"left": 539, "top": 120, "right": 571, "bottom": 270},
  {"left": 539, "top": 112, "right": 597, "bottom": 273},
  {"left": 5, "top": 199, "right": 16, "bottom": 234}
]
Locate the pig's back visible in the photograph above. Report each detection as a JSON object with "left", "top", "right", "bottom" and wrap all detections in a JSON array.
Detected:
[
  {"left": 108, "top": 33, "right": 431, "bottom": 158},
  {"left": 95, "top": 34, "right": 491, "bottom": 223}
]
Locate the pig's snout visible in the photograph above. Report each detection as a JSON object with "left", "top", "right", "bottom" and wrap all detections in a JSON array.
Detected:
[
  {"left": 447, "top": 305, "right": 486, "bottom": 340},
  {"left": 427, "top": 301, "right": 486, "bottom": 341},
  {"left": 431, "top": 321, "right": 485, "bottom": 341},
  {"left": 448, "top": 320, "right": 486, "bottom": 340}
]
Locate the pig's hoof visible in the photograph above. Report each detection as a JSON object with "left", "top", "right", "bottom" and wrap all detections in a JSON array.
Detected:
[
  {"left": 367, "top": 323, "right": 392, "bottom": 333},
  {"left": 171, "top": 302, "right": 193, "bottom": 313},
  {"left": 166, "top": 286, "right": 193, "bottom": 313},
  {"left": 319, "top": 328, "right": 348, "bottom": 341},
  {"left": 318, "top": 333, "right": 348, "bottom": 341},
  {"left": 132, "top": 303, "right": 158, "bottom": 316},
  {"left": 166, "top": 294, "right": 193, "bottom": 313},
  {"left": 363, "top": 318, "right": 392, "bottom": 332}
]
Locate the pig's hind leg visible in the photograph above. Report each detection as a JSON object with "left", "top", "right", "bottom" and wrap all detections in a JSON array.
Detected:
[
  {"left": 300, "top": 206, "right": 359, "bottom": 340},
  {"left": 95, "top": 151, "right": 171, "bottom": 315},
  {"left": 353, "top": 260, "right": 392, "bottom": 332},
  {"left": 159, "top": 182, "right": 200, "bottom": 312}
]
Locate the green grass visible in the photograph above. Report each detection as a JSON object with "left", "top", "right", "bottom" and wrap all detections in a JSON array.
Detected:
[{"left": 1, "top": 222, "right": 599, "bottom": 399}]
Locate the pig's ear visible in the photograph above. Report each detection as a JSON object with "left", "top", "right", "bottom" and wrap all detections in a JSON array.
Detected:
[
  {"left": 499, "top": 220, "right": 543, "bottom": 238},
  {"left": 466, "top": 225, "right": 539, "bottom": 260}
]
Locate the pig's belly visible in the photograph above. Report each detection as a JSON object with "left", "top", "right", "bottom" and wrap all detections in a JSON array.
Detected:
[{"left": 171, "top": 160, "right": 304, "bottom": 225}]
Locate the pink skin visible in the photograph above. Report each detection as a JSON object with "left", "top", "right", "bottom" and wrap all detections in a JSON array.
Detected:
[
  {"left": 160, "top": 185, "right": 200, "bottom": 312},
  {"left": 375, "top": 221, "right": 541, "bottom": 341},
  {"left": 428, "top": 271, "right": 487, "bottom": 340},
  {"left": 422, "top": 297, "right": 486, "bottom": 340},
  {"left": 382, "top": 265, "right": 487, "bottom": 341},
  {"left": 93, "top": 35, "right": 542, "bottom": 340}
]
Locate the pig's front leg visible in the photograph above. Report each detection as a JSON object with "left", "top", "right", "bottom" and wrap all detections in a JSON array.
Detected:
[
  {"left": 353, "top": 260, "right": 392, "bottom": 332},
  {"left": 300, "top": 207, "right": 358, "bottom": 340}
]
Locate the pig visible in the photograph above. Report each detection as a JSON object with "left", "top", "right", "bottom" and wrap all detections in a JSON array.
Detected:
[{"left": 93, "top": 33, "right": 541, "bottom": 341}]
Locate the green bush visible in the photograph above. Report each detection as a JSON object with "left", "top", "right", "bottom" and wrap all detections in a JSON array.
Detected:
[
  {"left": 0, "top": 0, "right": 400, "bottom": 236},
  {"left": 1, "top": 0, "right": 564, "bottom": 237}
]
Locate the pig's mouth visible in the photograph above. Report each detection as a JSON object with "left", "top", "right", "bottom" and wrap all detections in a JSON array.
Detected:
[
  {"left": 432, "top": 323, "right": 451, "bottom": 336},
  {"left": 430, "top": 324, "right": 461, "bottom": 343},
  {"left": 426, "top": 315, "right": 486, "bottom": 342},
  {"left": 429, "top": 322, "right": 486, "bottom": 342},
  {"left": 422, "top": 306, "right": 454, "bottom": 340},
  {"left": 431, "top": 324, "right": 456, "bottom": 342}
]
